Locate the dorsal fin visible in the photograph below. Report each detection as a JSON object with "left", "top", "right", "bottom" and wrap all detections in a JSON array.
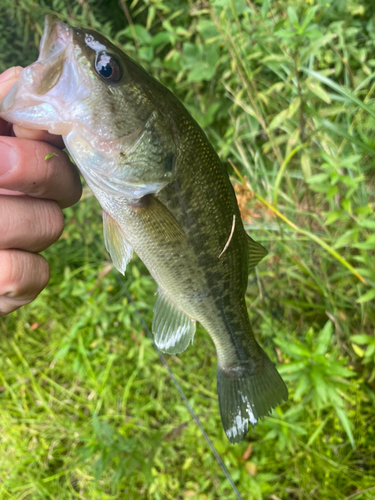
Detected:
[
  {"left": 152, "top": 289, "right": 196, "bottom": 355},
  {"left": 247, "top": 235, "right": 268, "bottom": 271}
]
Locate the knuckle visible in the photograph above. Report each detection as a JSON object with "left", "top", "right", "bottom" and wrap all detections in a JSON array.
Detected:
[
  {"left": 0, "top": 251, "right": 15, "bottom": 292},
  {"left": 0, "top": 251, "right": 28, "bottom": 297},
  {"left": 0, "top": 250, "right": 50, "bottom": 299},
  {"left": 0, "top": 197, "right": 13, "bottom": 242},
  {"left": 39, "top": 201, "right": 65, "bottom": 245},
  {"left": 33, "top": 255, "right": 50, "bottom": 290}
]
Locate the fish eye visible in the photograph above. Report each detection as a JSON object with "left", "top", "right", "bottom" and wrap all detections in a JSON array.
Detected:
[{"left": 95, "top": 52, "right": 122, "bottom": 82}]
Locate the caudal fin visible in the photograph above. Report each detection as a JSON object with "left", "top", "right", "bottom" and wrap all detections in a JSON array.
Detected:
[{"left": 217, "top": 349, "right": 288, "bottom": 443}]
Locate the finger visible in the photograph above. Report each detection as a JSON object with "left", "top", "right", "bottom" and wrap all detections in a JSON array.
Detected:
[
  {"left": 0, "top": 195, "right": 65, "bottom": 252},
  {"left": 0, "top": 67, "right": 64, "bottom": 147},
  {"left": 0, "top": 188, "right": 23, "bottom": 196},
  {"left": 0, "top": 67, "right": 23, "bottom": 100},
  {"left": 0, "top": 136, "right": 82, "bottom": 208},
  {"left": 0, "top": 249, "right": 50, "bottom": 317},
  {"left": 13, "top": 125, "right": 65, "bottom": 149},
  {"left": 0, "top": 67, "right": 23, "bottom": 137}
]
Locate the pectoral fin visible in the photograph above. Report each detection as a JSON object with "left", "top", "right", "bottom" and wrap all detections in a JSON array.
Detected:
[
  {"left": 247, "top": 235, "right": 268, "bottom": 271},
  {"left": 102, "top": 211, "right": 133, "bottom": 275},
  {"left": 152, "top": 289, "right": 196, "bottom": 355},
  {"left": 134, "top": 195, "right": 187, "bottom": 245}
]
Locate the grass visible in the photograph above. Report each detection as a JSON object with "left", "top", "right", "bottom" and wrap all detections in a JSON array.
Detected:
[{"left": 1, "top": 0, "right": 375, "bottom": 498}]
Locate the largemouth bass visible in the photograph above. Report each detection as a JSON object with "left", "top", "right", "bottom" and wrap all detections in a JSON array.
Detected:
[{"left": 0, "top": 16, "right": 288, "bottom": 443}]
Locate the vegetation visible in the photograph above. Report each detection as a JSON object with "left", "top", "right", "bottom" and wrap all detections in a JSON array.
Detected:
[{"left": 1, "top": 0, "right": 375, "bottom": 498}]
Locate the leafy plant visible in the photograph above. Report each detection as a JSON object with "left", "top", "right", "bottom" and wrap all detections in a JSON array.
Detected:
[{"left": 277, "top": 321, "right": 356, "bottom": 447}]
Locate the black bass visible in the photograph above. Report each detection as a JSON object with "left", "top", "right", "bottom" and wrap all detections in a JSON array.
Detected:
[{"left": 0, "top": 16, "right": 288, "bottom": 443}]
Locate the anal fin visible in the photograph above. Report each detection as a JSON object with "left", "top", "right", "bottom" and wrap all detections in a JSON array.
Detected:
[
  {"left": 152, "top": 289, "right": 196, "bottom": 355},
  {"left": 102, "top": 210, "right": 133, "bottom": 275},
  {"left": 247, "top": 235, "right": 268, "bottom": 271}
]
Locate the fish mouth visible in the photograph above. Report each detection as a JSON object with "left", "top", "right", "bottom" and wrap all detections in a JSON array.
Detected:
[
  {"left": 0, "top": 15, "right": 87, "bottom": 135},
  {"left": 39, "top": 15, "right": 72, "bottom": 61}
]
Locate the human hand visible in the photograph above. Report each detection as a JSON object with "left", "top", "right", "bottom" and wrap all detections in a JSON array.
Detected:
[{"left": 0, "top": 67, "right": 82, "bottom": 317}]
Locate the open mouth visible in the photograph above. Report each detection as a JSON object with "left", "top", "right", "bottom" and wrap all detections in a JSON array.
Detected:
[{"left": 0, "top": 15, "right": 87, "bottom": 135}]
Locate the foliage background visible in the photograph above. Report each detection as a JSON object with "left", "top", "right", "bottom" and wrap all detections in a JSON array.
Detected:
[{"left": 0, "top": 0, "right": 375, "bottom": 498}]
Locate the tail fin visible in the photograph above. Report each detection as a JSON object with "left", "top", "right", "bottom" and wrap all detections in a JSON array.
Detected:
[{"left": 217, "top": 349, "right": 288, "bottom": 444}]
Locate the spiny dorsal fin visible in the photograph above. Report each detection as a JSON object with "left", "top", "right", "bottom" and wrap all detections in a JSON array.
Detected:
[
  {"left": 247, "top": 235, "right": 268, "bottom": 271},
  {"left": 152, "top": 289, "right": 196, "bottom": 355},
  {"left": 102, "top": 210, "right": 133, "bottom": 275}
]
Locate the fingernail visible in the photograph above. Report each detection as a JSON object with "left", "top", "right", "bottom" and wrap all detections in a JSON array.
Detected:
[{"left": 0, "top": 140, "right": 18, "bottom": 178}]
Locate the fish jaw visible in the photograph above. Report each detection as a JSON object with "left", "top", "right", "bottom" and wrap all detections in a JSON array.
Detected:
[
  {"left": 0, "top": 15, "right": 90, "bottom": 136},
  {"left": 38, "top": 14, "right": 71, "bottom": 61}
]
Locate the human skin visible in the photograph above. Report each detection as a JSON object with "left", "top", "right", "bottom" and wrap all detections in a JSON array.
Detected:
[{"left": 0, "top": 67, "right": 82, "bottom": 317}]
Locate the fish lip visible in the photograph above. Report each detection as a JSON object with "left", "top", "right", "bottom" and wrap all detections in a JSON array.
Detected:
[
  {"left": 0, "top": 16, "right": 78, "bottom": 134},
  {"left": 38, "top": 15, "right": 72, "bottom": 61}
]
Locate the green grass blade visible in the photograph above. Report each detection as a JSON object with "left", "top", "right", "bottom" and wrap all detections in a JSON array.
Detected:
[
  {"left": 303, "top": 69, "right": 375, "bottom": 119},
  {"left": 335, "top": 407, "right": 355, "bottom": 449},
  {"left": 253, "top": 192, "right": 367, "bottom": 284},
  {"left": 273, "top": 143, "right": 307, "bottom": 206}
]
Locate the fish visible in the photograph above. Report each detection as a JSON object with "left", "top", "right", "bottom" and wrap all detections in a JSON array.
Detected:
[{"left": 0, "top": 15, "right": 288, "bottom": 443}]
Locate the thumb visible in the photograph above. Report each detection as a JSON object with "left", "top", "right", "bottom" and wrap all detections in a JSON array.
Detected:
[
  {"left": 0, "top": 66, "right": 23, "bottom": 100},
  {"left": 0, "top": 67, "right": 23, "bottom": 136}
]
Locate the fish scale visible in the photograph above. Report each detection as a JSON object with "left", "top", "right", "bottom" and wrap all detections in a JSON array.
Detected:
[{"left": 0, "top": 15, "right": 288, "bottom": 443}]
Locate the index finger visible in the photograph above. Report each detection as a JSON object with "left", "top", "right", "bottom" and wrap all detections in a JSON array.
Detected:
[
  {"left": 0, "top": 136, "right": 82, "bottom": 209},
  {"left": 0, "top": 67, "right": 64, "bottom": 148}
]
